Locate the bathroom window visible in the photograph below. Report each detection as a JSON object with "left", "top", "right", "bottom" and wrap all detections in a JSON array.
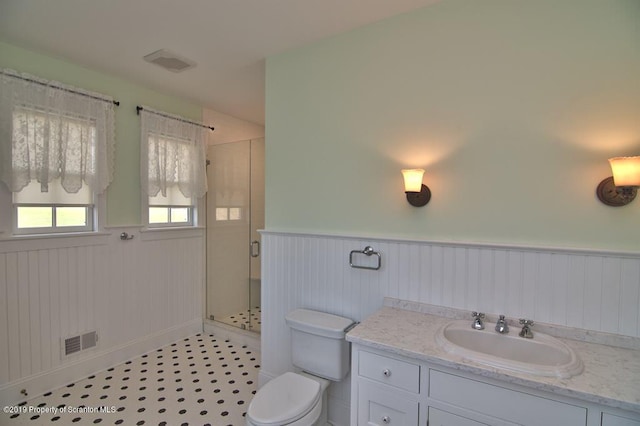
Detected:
[
  {"left": 215, "top": 207, "right": 242, "bottom": 221},
  {"left": 147, "top": 171, "right": 194, "bottom": 227},
  {"left": 149, "top": 207, "right": 192, "bottom": 225},
  {"left": 140, "top": 107, "right": 208, "bottom": 228},
  {"left": 0, "top": 70, "right": 115, "bottom": 235},
  {"left": 9, "top": 111, "right": 97, "bottom": 234},
  {"left": 13, "top": 178, "right": 94, "bottom": 233}
]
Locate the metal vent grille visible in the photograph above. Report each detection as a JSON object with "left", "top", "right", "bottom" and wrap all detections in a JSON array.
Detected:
[
  {"left": 64, "top": 336, "right": 81, "bottom": 356},
  {"left": 143, "top": 49, "right": 196, "bottom": 73},
  {"left": 63, "top": 331, "right": 98, "bottom": 357},
  {"left": 81, "top": 331, "right": 97, "bottom": 350}
]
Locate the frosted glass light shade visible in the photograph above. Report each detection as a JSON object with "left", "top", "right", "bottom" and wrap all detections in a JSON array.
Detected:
[
  {"left": 609, "top": 156, "right": 640, "bottom": 187},
  {"left": 402, "top": 169, "right": 425, "bottom": 192}
]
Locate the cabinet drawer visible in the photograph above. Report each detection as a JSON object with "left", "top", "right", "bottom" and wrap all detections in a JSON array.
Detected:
[
  {"left": 428, "top": 407, "right": 489, "bottom": 426},
  {"left": 359, "top": 350, "right": 420, "bottom": 393},
  {"left": 429, "top": 369, "right": 587, "bottom": 426},
  {"left": 358, "top": 382, "right": 419, "bottom": 426},
  {"left": 602, "top": 412, "right": 640, "bottom": 426}
]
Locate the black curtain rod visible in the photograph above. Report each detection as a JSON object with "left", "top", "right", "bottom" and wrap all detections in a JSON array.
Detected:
[
  {"left": 136, "top": 106, "right": 214, "bottom": 131},
  {"left": 1, "top": 71, "right": 120, "bottom": 106}
]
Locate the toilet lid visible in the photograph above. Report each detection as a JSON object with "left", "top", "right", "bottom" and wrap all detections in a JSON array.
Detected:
[{"left": 248, "top": 372, "right": 321, "bottom": 426}]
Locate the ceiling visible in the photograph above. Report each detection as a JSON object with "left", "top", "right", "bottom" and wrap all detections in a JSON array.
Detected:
[{"left": 0, "top": 0, "right": 440, "bottom": 125}]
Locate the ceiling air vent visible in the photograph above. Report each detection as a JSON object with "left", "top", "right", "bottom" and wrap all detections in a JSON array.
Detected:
[{"left": 143, "top": 49, "right": 196, "bottom": 73}]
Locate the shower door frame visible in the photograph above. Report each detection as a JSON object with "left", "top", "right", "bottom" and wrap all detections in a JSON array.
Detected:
[{"left": 205, "top": 138, "right": 264, "bottom": 333}]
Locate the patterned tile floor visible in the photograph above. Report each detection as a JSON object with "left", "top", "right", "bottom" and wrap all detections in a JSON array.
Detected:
[
  {"left": 1, "top": 334, "right": 260, "bottom": 426},
  {"left": 218, "top": 308, "right": 261, "bottom": 333}
]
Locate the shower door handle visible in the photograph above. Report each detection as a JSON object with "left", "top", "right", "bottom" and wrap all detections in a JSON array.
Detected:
[{"left": 250, "top": 240, "right": 260, "bottom": 258}]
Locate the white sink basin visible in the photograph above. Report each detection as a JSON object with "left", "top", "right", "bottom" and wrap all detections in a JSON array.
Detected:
[{"left": 436, "top": 320, "right": 583, "bottom": 378}]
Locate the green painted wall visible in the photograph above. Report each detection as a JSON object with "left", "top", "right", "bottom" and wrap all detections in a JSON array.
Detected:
[
  {"left": 0, "top": 41, "right": 202, "bottom": 226},
  {"left": 265, "top": 0, "right": 640, "bottom": 251}
]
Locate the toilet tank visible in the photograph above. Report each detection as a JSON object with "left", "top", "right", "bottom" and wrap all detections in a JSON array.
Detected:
[{"left": 285, "top": 309, "right": 355, "bottom": 381}]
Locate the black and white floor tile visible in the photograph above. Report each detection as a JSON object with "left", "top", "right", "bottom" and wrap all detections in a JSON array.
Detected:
[
  {"left": 1, "top": 334, "right": 260, "bottom": 426},
  {"left": 218, "top": 308, "right": 261, "bottom": 333}
]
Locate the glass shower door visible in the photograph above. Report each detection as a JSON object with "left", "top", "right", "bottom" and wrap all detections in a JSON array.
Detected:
[{"left": 206, "top": 138, "right": 263, "bottom": 332}]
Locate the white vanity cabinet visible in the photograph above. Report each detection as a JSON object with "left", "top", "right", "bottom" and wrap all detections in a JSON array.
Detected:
[
  {"left": 350, "top": 345, "right": 640, "bottom": 426},
  {"left": 428, "top": 369, "right": 586, "bottom": 426},
  {"left": 427, "top": 407, "right": 489, "bottom": 426},
  {"left": 354, "top": 349, "right": 421, "bottom": 425},
  {"left": 601, "top": 413, "right": 640, "bottom": 426}
]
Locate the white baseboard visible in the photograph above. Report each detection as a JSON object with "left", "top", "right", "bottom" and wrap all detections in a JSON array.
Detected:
[
  {"left": 0, "top": 319, "right": 203, "bottom": 406},
  {"left": 327, "top": 394, "right": 350, "bottom": 426}
]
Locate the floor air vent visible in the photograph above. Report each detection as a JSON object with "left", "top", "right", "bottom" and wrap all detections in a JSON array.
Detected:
[{"left": 63, "top": 331, "right": 98, "bottom": 356}]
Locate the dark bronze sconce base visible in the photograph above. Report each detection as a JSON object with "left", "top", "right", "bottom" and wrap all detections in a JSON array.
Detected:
[
  {"left": 406, "top": 184, "right": 431, "bottom": 207},
  {"left": 596, "top": 176, "right": 637, "bottom": 206}
]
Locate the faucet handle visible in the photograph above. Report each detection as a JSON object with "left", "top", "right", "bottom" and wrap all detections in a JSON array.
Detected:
[
  {"left": 495, "top": 315, "right": 509, "bottom": 334},
  {"left": 519, "top": 319, "right": 534, "bottom": 338},
  {"left": 471, "top": 312, "right": 485, "bottom": 330}
]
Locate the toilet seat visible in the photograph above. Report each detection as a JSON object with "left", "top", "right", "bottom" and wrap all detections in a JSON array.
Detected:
[{"left": 247, "top": 372, "right": 322, "bottom": 426}]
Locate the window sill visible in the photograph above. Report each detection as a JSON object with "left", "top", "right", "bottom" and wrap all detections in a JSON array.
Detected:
[
  {"left": 0, "top": 231, "right": 110, "bottom": 252},
  {"left": 139, "top": 226, "right": 205, "bottom": 241}
]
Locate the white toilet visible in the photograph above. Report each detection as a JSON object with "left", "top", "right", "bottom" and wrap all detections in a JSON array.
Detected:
[{"left": 246, "top": 309, "right": 355, "bottom": 426}]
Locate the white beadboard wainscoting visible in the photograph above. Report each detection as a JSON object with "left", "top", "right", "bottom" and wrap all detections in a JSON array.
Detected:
[
  {"left": 0, "top": 227, "right": 204, "bottom": 406},
  {"left": 260, "top": 230, "right": 640, "bottom": 426}
]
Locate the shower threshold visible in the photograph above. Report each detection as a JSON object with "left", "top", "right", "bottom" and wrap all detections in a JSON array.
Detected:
[{"left": 216, "top": 307, "right": 262, "bottom": 332}]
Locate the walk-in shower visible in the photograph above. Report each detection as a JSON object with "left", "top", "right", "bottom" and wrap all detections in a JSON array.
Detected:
[{"left": 206, "top": 138, "right": 264, "bottom": 332}]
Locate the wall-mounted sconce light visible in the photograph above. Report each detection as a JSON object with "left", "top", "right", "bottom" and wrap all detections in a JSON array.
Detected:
[
  {"left": 596, "top": 156, "right": 640, "bottom": 206},
  {"left": 401, "top": 169, "right": 431, "bottom": 207}
]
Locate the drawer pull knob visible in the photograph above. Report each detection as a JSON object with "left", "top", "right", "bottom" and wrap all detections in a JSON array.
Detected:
[
  {"left": 382, "top": 416, "right": 391, "bottom": 424},
  {"left": 383, "top": 369, "right": 391, "bottom": 377}
]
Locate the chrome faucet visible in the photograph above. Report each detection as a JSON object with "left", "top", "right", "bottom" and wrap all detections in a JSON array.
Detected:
[
  {"left": 495, "top": 315, "right": 509, "bottom": 334},
  {"left": 519, "top": 319, "right": 534, "bottom": 339},
  {"left": 471, "top": 312, "right": 485, "bottom": 330}
]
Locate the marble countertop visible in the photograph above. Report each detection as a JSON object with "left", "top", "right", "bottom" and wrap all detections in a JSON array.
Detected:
[{"left": 346, "top": 301, "right": 640, "bottom": 414}]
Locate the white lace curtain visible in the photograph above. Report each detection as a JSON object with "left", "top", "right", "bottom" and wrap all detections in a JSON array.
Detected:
[
  {"left": 140, "top": 107, "right": 208, "bottom": 200},
  {"left": 0, "top": 69, "right": 115, "bottom": 195}
]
